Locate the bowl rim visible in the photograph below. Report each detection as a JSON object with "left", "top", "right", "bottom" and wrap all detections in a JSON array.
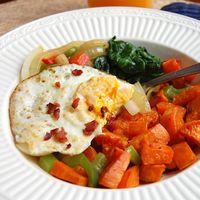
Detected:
[{"left": 0, "top": 6, "right": 200, "bottom": 200}]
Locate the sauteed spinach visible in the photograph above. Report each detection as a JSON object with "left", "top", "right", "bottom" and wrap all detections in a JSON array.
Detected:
[{"left": 94, "top": 37, "right": 163, "bottom": 83}]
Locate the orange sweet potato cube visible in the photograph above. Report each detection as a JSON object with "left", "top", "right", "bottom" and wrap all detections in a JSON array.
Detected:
[
  {"left": 179, "top": 120, "right": 200, "bottom": 147},
  {"left": 140, "top": 164, "right": 166, "bottom": 183},
  {"left": 141, "top": 143, "right": 173, "bottom": 165},
  {"left": 172, "top": 142, "right": 197, "bottom": 170}
]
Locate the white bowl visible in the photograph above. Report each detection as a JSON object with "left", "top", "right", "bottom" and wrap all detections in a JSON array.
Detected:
[{"left": 0, "top": 7, "right": 200, "bottom": 200}]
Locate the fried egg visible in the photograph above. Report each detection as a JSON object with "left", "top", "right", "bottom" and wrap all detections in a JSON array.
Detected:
[{"left": 10, "top": 64, "right": 134, "bottom": 156}]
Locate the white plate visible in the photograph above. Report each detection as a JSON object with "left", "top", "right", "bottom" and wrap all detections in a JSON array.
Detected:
[{"left": 0, "top": 7, "right": 200, "bottom": 200}]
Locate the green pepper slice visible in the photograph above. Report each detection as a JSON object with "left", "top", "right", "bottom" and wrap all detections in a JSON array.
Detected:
[
  {"left": 92, "top": 153, "right": 107, "bottom": 174},
  {"left": 39, "top": 154, "right": 57, "bottom": 173},
  {"left": 62, "top": 153, "right": 99, "bottom": 187},
  {"left": 126, "top": 146, "right": 140, "bottom": 165},
  {"left": 164, "top": 85, "right": 186, "bottom": 101},
  {"left": 64, "top": 47, "right": 77, "bottom": 57},
  {"left": 62, "top": 152, "right": 108, "bottom": 187}
]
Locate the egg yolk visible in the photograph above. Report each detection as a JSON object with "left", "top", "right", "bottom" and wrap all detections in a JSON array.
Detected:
[{"left": 76, "top": 76, "right": 134, "bottom": 117}]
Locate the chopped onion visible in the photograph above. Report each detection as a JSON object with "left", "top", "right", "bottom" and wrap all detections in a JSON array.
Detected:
[
  {"left": 29, "top": 41, "right": 84, "bottom": 77},
  {"left": 20, "top": 46, "right": 43, "bottom": 81},
  {"left": 146, "top": 85, "right": 161, "bottom": 101},
  {"left": 74, "top": 39, "right": 108, "bottom": 60},
  {"left": 124, "top": 100, "right": 140, "bottom": 116},
  {"left": 55, "top": 54, "right": 69, "bottom": 65},
  {"left": 131, "top": 82, "right": 151, "bottom": 113}
]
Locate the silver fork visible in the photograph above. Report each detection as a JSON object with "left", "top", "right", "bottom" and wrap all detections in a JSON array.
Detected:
[{"left": 143, "top": 63, "right": 200, "bottom": 87}]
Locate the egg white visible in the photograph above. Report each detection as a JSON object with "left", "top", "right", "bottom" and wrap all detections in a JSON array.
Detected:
[{"left": 10, "top": 64, "right": 133, "bottom": 156}]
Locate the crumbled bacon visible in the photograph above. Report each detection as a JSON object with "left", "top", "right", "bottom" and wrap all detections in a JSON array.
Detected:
[
  {"left": 88, "top": 105, "right": 94, "bottom": 112},
  {"left": 55, "top": 82, "right": 61, "bottom": 88},
  {"left": 53, "top": 108, "right": 60, "bottom": 120},
  {"left": 66, "top": 143, "right": 72, "bottom": 149},
  {"left": 47, "top": 102, "right": 60, "bottom": 114},
  {"left": 83, "top": 120, "right": 98, "bottom": 136},
  {"left": 105, "top": 116, "right": 116, "bottom": 129},
  {"left": 43, "top": 132, "right": 52, "bottom": 141},
  {"left": 72, "top": 69, "right": 83, "bottom": 76},
  {"left": 47, "top": 102, "right": 60, "bottom": 120},
  {"left": 72, "top": 98, "right": 80, "bottom": 109},
  {"left": 101, "top": 106, "right": 109, "bottom": 117},
  {"left": 48, "top": 127, "right": 68, "bottom": 143}
]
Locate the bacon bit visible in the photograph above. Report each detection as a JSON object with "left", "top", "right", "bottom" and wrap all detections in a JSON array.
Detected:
[
  {"left": 50, "top": 127, "right": 68, "bottom": 143},
  {"left": 105, "top": 116, "right": 116, "bottom": 129},
  {"left": 88, "top": 105, "right": 94, "bottom": 112},
  {"left": 50, "top": 128, "right": 59, "bottom": 136},
  {"left": 83, "top": 120, "right": 98, "bottom": 136},
  {"left": 53, "top": 109, "right": 60, "bottom": 120},
  {"left": 101, "top": 106, "right": 109, "bottom": 117},
  {"left": 44, "top": 132, "right": 52, "bottom": 141},
  {"left": 47, "top": 102, "right": 60, "bottom": 114},
  {"left": 47, "top": 102, "right": 60, "bottom": 120},
  {"left": 66, "top": 143, "right": 72, "bottom": 149},
  {"left": 72, "top": 69, "right": 83, "bottom": 76},
  {"left": 55, "top": 82, "right": 61, "bottom": 88},
  {"left": 72, "top": 98, "right": 80, "bottom": 109}
]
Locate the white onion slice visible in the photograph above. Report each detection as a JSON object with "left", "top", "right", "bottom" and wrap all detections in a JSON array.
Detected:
[
  {"left": 20, "top": 46, "right": 43, "bottom": 81},
  {"left": 55, "top": 54, "right": 69, "bottom": 65},
  {"left": 131, "top": 82, "right": 151, "bottom": 113},
  {"left": 124, "top": 100, "right": 140, "bottom": 116},
  {"left": 146, "top": 85, "right": 161, "bottom": 101}
]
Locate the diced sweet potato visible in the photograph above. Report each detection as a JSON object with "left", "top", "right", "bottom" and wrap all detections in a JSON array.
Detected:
[
  {"left": 156, "top": 102, "right": 175, "bottom": 115},
  {"left": 128, "top": 124, "right": 170, "bottom": 152},
  {"left": 109, "top": 115, "right": 148, "bottom": 139},
  {"left": 172, "top": 142, "right": 197, "bottom": 170},
  {"left": 118, "top": 109, "right": 159, "bottom": 127},
  {"left": 73, "top": 165, "right": 87, "bottom": 177},
  {"left": 166, "top": 159, "right": 177, "bottom": 170},
  {"left": 172, "top": 77, "right": 186, "bottom": 89},
  {"left": 83, "top": 146, "right": 97, "bottom": 161},
  {"left": 141, "top": 143, "right": 173, "bottom": 165},
  {"left": 118, "top": 166, "right": 139, "bottom": 188},
  {"left": 126, "top": 119, "right": 148, "bottom": 138},
  {"left": 150, "top": 89, "right": 168, "bottom": 107},
  {"left": 102, "top": 144, "right": 115, "bottom": 161},
  {"left": 143, "top": 123, "right": 170, "bottom": 145},
  {"left": 179, "top": 120, "right": 200, "bottom": 147},
  {"left": 95, "top": 129, "right": 128, "bottom": 149},
  {"left": 173, "top": 85, "right": 200, "bottom": 106},
  {"left": 160, "top": 106, "right": 186, "bottom": 144},
  {"left": 109, "top": 110, "right": 159, "bottom": 139},
  {"left": 143, "top": 110, "right": 160, "bottom": 128},
  {"left": 162, "top": 59, "right": 181, "bottom": 74},
  {"left": 99, "top": 148, "right": 131, "bottom": 188},
  {"left": 117, "top": 108, "right": 134, "bottom": 121},
  {"left": 186, "top": 96, "right": 200, "bottom": 122},
  {"left": 140, "top": 164, "right": 166, "bottom": 183},
  {"left": 128, "top": 132, "right": 147, "bottom": 152}
]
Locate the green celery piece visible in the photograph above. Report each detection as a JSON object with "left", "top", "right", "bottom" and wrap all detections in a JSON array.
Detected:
[
  {"left": 126, "top": 146, "right": 140, "bottom": 165},
  {"left": 39, "top": 154, "right": 57, "bottom": 173},
  {"left": 164, "top": 85, "right": 186, "bottom": 101},
  {"left": 79, "top": 155, "right": 99, "bottom": 187},
  {"left": 92, "top": 153, "right": 107, "bottom": 174},
  {"left": 62, "top": 154, "right": 83, "bottom": 167},
  {"left": 64, "top": 47, "right": 77, "bottom": 57},
  {"left": 62, "top": 153, "right": 99, "bottom": 187}
]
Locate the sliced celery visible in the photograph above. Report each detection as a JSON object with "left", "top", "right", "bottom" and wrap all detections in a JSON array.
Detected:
[
  {"left": 39, "top": 154, "right": 57, "bottom": 173},
  {"left": 126, "top": 146, "right": 140, "bottom": 165}
]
